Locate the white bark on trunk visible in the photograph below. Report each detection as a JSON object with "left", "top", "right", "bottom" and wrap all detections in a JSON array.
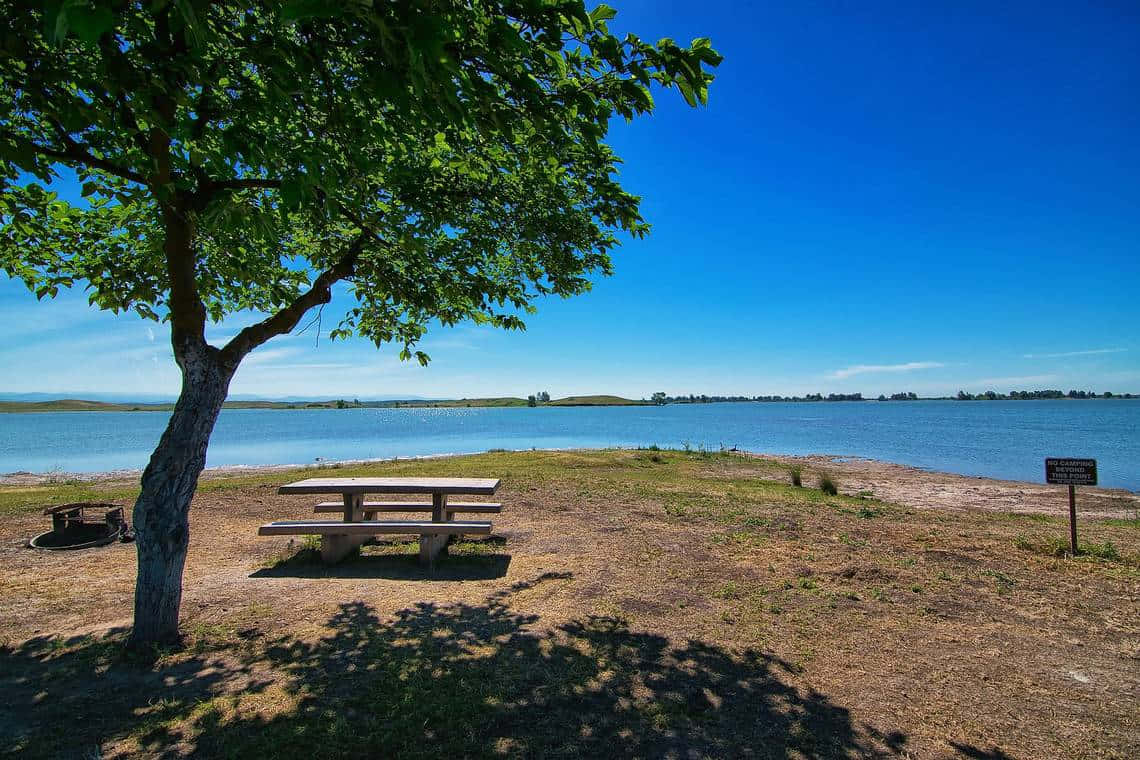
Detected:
[{"left": 128, "top": 344, "right": 232, "bottom": 647}]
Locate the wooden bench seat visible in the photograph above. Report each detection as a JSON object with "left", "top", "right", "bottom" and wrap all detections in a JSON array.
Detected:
[
  {"left": 258, "top": 519, "right": 492, "bottom": 536},
  {"left": 259, "top": 519, "right": 492, "bottom": 563},
  {"left": 312, "top": 501, "right": 502, "bottom": 515}
]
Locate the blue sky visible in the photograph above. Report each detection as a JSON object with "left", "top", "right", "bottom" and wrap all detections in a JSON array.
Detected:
[{"left": 2, "top": 0, "right": 1138, "bottom": 400}]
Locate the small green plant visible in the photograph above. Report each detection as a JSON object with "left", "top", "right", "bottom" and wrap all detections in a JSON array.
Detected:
[
  {"left": 1013, "top": 535, "right": 1124, "bottom": 563},
  {"left": 818, "top": 473, "right": 838, "bottom": 496},
  {"left": 714, "top": 581, "right": 740, "bottom": 599},
  {"left": 789, "top": 464, "right": 803, "bottom": 487},
  {"left": 982, "top": 569, "right": 1015, "bottom": 594},
  {"left": 1082, "top": 540, "right": 1121, "bottom": 561}
]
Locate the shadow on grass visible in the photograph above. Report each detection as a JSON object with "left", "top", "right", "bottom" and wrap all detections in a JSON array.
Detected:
[
  {"left": 250, "top": 536, "right": 512, "bottom": 580},
  {"left": 947, "top": 742, "right": 1017, "bottom": 759},
  {"left": 1, "top": 572, "right": 908, "bottom": 759}
]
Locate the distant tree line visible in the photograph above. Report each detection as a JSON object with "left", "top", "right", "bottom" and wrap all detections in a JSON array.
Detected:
[
  {"left": 954, "top": 389, "right": 1132, "bottom": 401},
  {"left": 644, "top": 389, "right": 1136, "bottom": 405},
  {"left": 649, "top": 392, "right": 867, "bottom": 403}
]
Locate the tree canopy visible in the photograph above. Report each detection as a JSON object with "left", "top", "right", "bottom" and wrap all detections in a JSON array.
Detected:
[{"left": 1, "top": 1, "right": 721, "bottom": 363}]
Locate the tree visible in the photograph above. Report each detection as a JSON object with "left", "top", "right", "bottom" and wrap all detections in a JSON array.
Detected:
[
  {"left": 527, "top": 395, "right": 537, "bottom": 407},
  {"left": 538, "top": 391, "right": 550, "bottom": 403},
  {"left": 651, "top": 392, "right": 667, "bottom": 405},
  {"left": 1, "top": 1, "right": 720, "bottom": 646}
]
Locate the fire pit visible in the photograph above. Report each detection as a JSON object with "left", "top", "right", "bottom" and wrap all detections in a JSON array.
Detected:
[{"left": 30, "top": 503, "right": 130, "bottom": 550}]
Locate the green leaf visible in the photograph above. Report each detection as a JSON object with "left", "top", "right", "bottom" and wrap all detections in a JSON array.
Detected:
[
  {"left": 676, "top": 80, "right": 698, "bottom": 108},
  {"left": 68, "top": 4, "right": 115, "bottom": 44},
  {"left": 41, "top": 0, "right": 68, "bottom": 44},
  {"left": 281, "top": 0, "right": 342, "bottom": 21},
  {"left": 589, "top": 4, "right": 618, "bottom": 23},
  {"left": 279, "top": 177, "right": 305, "bottom": 211}
]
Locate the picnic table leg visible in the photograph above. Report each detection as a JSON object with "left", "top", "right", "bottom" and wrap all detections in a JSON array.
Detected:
[
  {"left": 343, "top": 493, "right": 363, "bottom": 521},
  {"left": 419, "top": 493, "right": 450, "bottom": 564},
  {"left": 322, "top": 493, "right": 365, "bottom": 564}
]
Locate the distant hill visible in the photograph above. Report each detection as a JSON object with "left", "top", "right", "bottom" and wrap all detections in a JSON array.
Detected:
[
  {"left": 547, "top": 395, "right": 648, "bottom": 406},
  {"left": 0, "top": 394, "right": 649, "bottom": 412},
  {"left": 0, "top": 399, "right": 170, "bottom": 412},
  {"left": 377, "top": 397, "right": 529, "bottom": 408},
  {"left": 0, "top": 399, "right": 356, "bottom": 412}
]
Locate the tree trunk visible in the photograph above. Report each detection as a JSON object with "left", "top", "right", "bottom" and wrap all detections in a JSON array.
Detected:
[{"left": 128, "top": 344, "right": 233, "bottom": 648}]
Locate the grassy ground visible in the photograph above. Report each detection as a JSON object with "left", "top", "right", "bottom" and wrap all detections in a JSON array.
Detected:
[{"left": 1, "top": 450, "right": 1137, "bottom": 758}]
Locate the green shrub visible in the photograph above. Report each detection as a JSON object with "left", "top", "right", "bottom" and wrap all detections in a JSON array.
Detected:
[
  {"left": 819, "top": 473, "right": 838, "bottom": 496},
  {"left": 1014, "top": 535, "right": 1121, "bottom": 561},
  {"left": 789, "top": 464, "right": 803, "bottom": 487},
  {"left": 1082, "top": 540, "right": 1120, "bottom": 561}
]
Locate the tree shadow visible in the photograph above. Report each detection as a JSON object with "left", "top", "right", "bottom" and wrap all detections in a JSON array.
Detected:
[
  {"left": 1, "top": 572, "right": 908, "bottom": 758},
  {"left": 0, "top": 629, "right": 275, "bottom": 757},
  {"left": 948, "top": 742, "right": 1017, "bottom": 759},
  {"left": 250, "top": 536, "right": 512, "bottom": 580}
]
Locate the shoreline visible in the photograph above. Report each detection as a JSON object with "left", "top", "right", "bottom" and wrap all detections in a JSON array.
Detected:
[{"left": 3, "top": 447, "right": 1136, "bottom": 517}]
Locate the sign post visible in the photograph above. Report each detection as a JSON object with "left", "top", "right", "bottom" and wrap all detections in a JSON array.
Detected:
[
  {"left": 1067, "top": 485, "right": 1077, "bottom": 555},
  {"left": 1045, "top": 458, "right": 1097, "bottom": 555}
]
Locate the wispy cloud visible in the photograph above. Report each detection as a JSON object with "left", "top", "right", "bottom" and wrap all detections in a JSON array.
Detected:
[
  {"left": 240, "top": 347, "right": 302, "bottom": 367},
  {"left": 828, "top": 361, "right": 945, "bottom": 380},
  {"left": 1023, "top": 348, "right": 1127, "bottom": 359}
]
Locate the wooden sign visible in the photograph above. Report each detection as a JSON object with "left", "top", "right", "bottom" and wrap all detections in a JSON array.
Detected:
[
  {"left": 1045, "top": 458, "right": 1098, "bottom": 486},
  {"left": 1045, "top": 457, "right": 1097, "bottom": 555}
]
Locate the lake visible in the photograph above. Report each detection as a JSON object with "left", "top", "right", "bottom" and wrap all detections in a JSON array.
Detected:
[{"left": 0, "top": 400, "right": 1137, "bottom": 490}]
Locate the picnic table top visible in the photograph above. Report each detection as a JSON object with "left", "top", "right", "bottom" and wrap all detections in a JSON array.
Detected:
[{"left": 277, "top": 476, "right": 500, "bottom": 496}]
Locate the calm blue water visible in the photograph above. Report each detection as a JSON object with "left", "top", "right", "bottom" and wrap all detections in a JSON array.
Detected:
[{"left": 0, "top": 401, "right": 1137, "bottom": 490}]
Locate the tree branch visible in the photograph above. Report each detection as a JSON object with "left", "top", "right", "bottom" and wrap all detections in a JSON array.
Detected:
[
  {"left": 191, "top": 176, "right": 281, "bottom": 207},
  {"left": 8, "top": 133, "right": 150, "bottom": 186},
  {"left": 219, "top": 230, "right": 372, "bottom": 366}
]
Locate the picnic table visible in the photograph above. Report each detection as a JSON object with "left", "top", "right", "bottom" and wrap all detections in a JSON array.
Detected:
[{"left": 258, "top": 477, "right": 502, "bottom": 564}]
